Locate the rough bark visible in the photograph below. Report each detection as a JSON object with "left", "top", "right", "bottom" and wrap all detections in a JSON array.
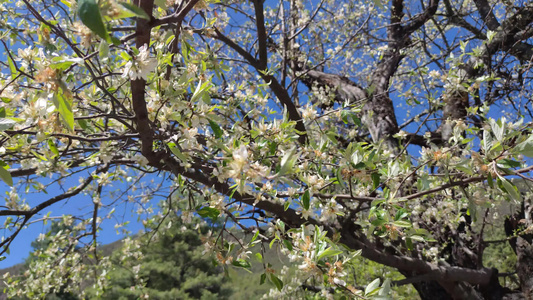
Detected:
[{"left": 516, "top": 237, "right": 533, "bottom": 298}]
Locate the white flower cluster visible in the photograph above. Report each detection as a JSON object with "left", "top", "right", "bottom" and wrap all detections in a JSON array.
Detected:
[{"left": 122, "top": 44, "right": 158, "bottom": 80}]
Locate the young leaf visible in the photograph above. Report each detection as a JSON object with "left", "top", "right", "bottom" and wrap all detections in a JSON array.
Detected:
[
  {"left": 232, "top": 259, "right": 251, "bottom": 269},
  {"left": 154, "top": 0, "right": 167, "bottom": 9},
  {"left": 78, "top": 0, "right": 109, "bottom": 41},
  {"left": 405, "top": 237, "right": 413, "bottom": 250},
  {"left": 0, "top": 118, "right": 16, "bottom": 131},
  {"left": 197, "top": 206, "right": 220, "bottom": 220},
  {"left": 277, "top": 147, "right": 297, "bottom": 177},
  {"left": 269, "top": 273, "right": 284, "bottom": 291},
  {"left": 191, "top": 80, "right": 211, "bottom": 103},
  {"left": 168, "top": 142, "right": 189, "bottom": 162},
  {"left": 118, "top": 2, "right": 151, "bottom": 20},
  {"left": 379, "top": 279, "right": 392, "bottom": 296},
  {"left": 500, "top": 177, "right": 521, "bottom": 201},
  {"left": 392, "top": 220, "right": 412, "bottom": 228},
  {"left": 208, "top": 119, "right": 223, "bottom": 139},
  {"left": 371, "top": 172, "right": 380, "bottom": 190},
  {"left": 0, "top": 162, "right": 13, "bottom": 186},
  {"left": 99, "top": 40, "right": 109, "bottom": 59},
  {"left": 515, "top": 135, "right": 533, "bottom": 157},
  {"left": 372, "top": 0, "right": 384, "bottom": 9},
  {"left": 283, "top": 239, "right": 293, "bottom": 251},
  {"left": 48, "top": 140, "right": 60, "bottom": 157},
  {"left": 250, "top": 230, "right": 260, "bottom": 243},
  {"left": 302, "top": 190, "right": 310, "bottom": 210},
  {"left": 52, "top": 91, "right": 74, "bottom": 131},
  {"left": 317, "top": 247, "right": 343, "bottom": 260},
  {"left": 365, "top": 278, "right": 381, "bottom": 296},
  {"left": 8, "top": 56, "right": 17, "bottom": 79}
]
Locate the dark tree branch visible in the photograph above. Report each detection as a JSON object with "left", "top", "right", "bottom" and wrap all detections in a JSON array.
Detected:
[
  {"left": 151, "top": 0, "right": 200, "bottom": 27},
  {"left": 213, "top": 28, "right": 307, "bottom": 144},
  {"left": 404, "top": 0, "right": 440, "bottom": 35},
  {"left": 473, "top": 0, "right": 500, "bottom": 30},
  {"left": 131, "top": 0, "right": 156, "bottom": 160},
  {"left": 252, "top": 0, "right": 268, "bottom": 70}
]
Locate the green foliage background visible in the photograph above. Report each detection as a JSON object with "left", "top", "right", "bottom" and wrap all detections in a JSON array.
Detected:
[{"left": 86, "top": 217, "right": 232, "bottom": 299}]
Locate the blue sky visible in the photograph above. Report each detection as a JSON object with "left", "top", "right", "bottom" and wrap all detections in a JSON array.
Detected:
[{"left": 0, "top": 171, "right": 154, "bottom": 267}]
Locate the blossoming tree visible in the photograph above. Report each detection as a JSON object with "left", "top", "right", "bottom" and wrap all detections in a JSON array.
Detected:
[{"left": 2, "top": 0, "right": 533, "bottom": 298}]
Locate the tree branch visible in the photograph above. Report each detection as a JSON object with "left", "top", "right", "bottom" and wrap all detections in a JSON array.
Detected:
[
  {"left": 213, "top": 28, "right": 307, "bottom": 144},
  {"left": 252, "top": 0, "right": 268, "bottom": 70},
  {"left": 131, "top": 0, "right": 156, "bottom": 160}
]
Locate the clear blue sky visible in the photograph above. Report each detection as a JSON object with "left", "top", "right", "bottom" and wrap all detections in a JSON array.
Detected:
[{"left": 0, "top": 170, "right": 158, "bottom": 267}]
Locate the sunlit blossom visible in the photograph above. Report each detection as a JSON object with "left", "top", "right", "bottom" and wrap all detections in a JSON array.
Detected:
[{"left": 122, "top": 44, "right": 158, "bottom": 80}]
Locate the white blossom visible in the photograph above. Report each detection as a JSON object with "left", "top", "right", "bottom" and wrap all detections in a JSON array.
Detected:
[{"left": 122, "top": 44, "right": 158, "bottom": 80}]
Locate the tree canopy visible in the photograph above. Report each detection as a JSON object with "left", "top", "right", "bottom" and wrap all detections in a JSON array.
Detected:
[
  {"left": 87, "top": 216, "right": 232, "bottom": 300},
  {"left": 2, "top": 0, "right": 533, "bottom": 298}
]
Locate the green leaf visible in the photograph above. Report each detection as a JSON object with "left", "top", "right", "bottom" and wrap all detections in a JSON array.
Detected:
[
  {"left": 269, "top": 273, "right": 284, "bottom": 291},
  {"left": 409, "top": 235, "right": 426, "bottom": 242},
  {"left": 302, "top": 190, "right": 310, "bottom": 210},
  {"left": 487, "top": 172, "right": 494, "bottom": 188},
  {"left": 483, "top": 130, "right": 493, "bottom": 154},
  {"left": 8, "top": 56, "right": 17, "bottom": 79},
  {"left": 0, "top": 256, "right": 5, "bottom": 261},
  {"left": 32, "top": 151, "right": 47, "bottom": 161},
  {"left": 78, "top": 119, "right": 89, "bottom": 131},
  {"left": 490, "top": 118, "right": 505, "bottom": 141},
  {"left": 260, "top": 273, "right": 266, "bottom": 285},
  {"left": 392, "top": 220, "right": 412, "bottom": 228},
  {"left": 277, "top": 147, "right": 297, "bottom": 177},
  {"left": 48, "top": 140, "right": 60, "bottom": 157},
  {"left": 0, "top": 162, "right": 13, "bottom": 186},
  {"left": 168, "top": 142, "right": 188, "bottom": 162},
  {"left": 497, "top": 159, "right": 521, "bottom": 169},
  {"left": 78, "top": 0, "right": 109, "bottom": 41},
  {"left": 232, "top": 259, "right": 251, "bottom": 269},
  {"left": 379, "top": 279, "right": 391, "bottom": 296},
  {"left": 341, "top": 110, "right": 350, "bottom": 124},
  {"left": 99, "top": 40, "right": 109, "bottom": 59},
  {"left": 0, "top": 118, "right": 16, "bottom": 131},
  {"left": 372, "top": 0, "right": 384, "bottom": 9},
  {"left": 317, "top": 247, "right": 343, "bottom": 260},
  {"left": 190, "top": 80, "right": 211, "bottom": 103},
  {"left": 500, "top": 177, "right": 521, "bottom": 201},
  {"left": 250, "top": 230, "right": 260, "bottom": 243},
  {"left": 371, "top": 218, "right": 387, "bottom": 227},
  {"left": 117, "top": 2, "right": 150, "bottom": 20},
  {"left": 269, "top": 238, "right": 276, "bottom": 249},
  {"left": 405, "top": 237, "right": 413, "bottom": 250},
  {"left": 208, "top": 119, "right": 223, "bottom": 139},
  {"left": 371, "top": 172, "right": 380, "bottom": 190},
  {"left": 282, "top": 239, "right": 293, "bottom": 251},
  {"left": 154, "top": 0, "right": 167, "bottom": 9},
  {"left": 365, "top": 278, "right": 381, "bottom": 296},
  {"left": 515, "top": 135, "right": 533, "bottom": 157},
  {"left": 50, "top": 57, "right": 84, "bottom": 71},
  {"left": 52, "top": 91, "right": 74, "bottom": 131},
  {"left": 351, "top": 114, "right": 362, "bottom": 127},
  {"left": 197, "top": 206, "right": 220, "bottom": 220}
]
